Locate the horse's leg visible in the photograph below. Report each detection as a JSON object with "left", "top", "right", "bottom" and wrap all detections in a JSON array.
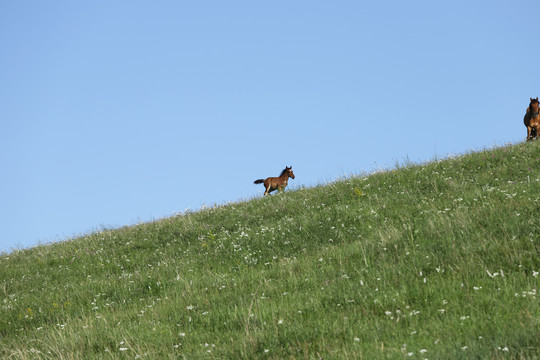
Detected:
[{"left": 527, "top": 126, "right": 532, "bottom": 141}]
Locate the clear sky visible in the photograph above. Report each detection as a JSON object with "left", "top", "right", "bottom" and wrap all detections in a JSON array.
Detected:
[{"left": 1, "top": 1, "right": 538, "bottom": 253}]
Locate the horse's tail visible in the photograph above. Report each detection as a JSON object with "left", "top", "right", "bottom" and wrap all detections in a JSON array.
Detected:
[{"left": 254, "top": 179, "right": 265, "bottom": 184}]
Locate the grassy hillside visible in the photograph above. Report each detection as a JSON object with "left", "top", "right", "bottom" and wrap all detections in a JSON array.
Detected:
[{"left": 1, "top": 141, "right": 539, "bottom": 359}]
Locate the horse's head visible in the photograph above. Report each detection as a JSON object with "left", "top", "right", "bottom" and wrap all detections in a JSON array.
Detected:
[
  {"left": 529, "top": 97, "right": 539, "bottom": 114},
  {"left": 284, "top": 166, "right": 295, "bottom": 179}
]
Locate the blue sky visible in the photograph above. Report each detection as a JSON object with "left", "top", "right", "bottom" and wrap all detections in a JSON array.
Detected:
[{"left": 1, "top": 1, "right": 538, "bottom": 253}]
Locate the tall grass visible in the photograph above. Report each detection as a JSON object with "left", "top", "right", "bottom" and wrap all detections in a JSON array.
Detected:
[{"left": 1, "top": 141, "right": 539, "bottom": 359}]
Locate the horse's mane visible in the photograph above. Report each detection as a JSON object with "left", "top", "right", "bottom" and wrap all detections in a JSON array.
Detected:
[{"left": 279, "top": 168, "right": 289, "bottom": 176}]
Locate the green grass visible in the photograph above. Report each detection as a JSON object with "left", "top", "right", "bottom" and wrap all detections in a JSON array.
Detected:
[{"left": 1, "top": 141, "right": 539, "bottom": 359}]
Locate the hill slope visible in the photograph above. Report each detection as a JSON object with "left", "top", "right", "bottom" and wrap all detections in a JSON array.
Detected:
[{"left": 1, "top": 141, "right": 539, "bottom": 359}]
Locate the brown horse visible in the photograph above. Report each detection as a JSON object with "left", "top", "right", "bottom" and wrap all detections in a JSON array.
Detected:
[
  {"left": 524, "top": 97, "right": 540, "bottom": 141},
  {"left": 254, "top": 166, "right": 295, "bottom": 196}
]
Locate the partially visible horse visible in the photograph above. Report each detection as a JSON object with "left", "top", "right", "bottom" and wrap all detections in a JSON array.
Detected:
[
  {"left": 524, "top": 97, "right": 540, "bottom": 141},
  {"left": 254, "top": 166, "right": 295, "bottom": 196}
]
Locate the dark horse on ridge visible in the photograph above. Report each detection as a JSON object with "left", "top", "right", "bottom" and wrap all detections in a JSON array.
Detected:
[
  {"left": 524, "top": 97, "right": 540, "bottom": 141},
  {"left": 254, "top": 166, "right": 295, "bottom": 196}
]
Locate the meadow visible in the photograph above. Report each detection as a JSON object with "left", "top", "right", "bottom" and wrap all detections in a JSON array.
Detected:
[{"left": 1, "top": 141, "right": 539, "bottom": 359}]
